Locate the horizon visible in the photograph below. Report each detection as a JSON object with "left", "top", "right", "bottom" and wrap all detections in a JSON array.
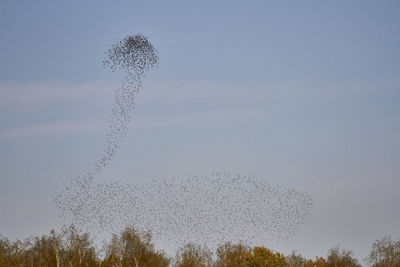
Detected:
[{"left": 1, "top": 0, "right": 399, "bottom": 263}]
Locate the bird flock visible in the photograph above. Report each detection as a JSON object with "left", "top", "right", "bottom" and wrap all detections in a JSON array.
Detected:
[
  {"left": 55, "top": 34, "right": 313, "bottom": 251},
  {"left": 56, "top": 173, "right": 313, "bottom": 252},
  {"left": 93, "top": 34, "right": 158, "bottom": 180},
  {"left": 55, "top": 34, "right": 158, "bottom": 220}
]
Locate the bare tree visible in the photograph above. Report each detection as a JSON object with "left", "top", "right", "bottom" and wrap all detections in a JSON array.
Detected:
[
  {"left": 174, "top": 243, "right": 213, "bottom": 267},
  {"left": 62, "top": 225, "right": 98, "bottom": 267},
  {"left": 286, "top": 250, "right": 306, "bottom": 267},
  {"left": 102, "top": 226, "right": 169, "bottom": 267},
  {"left": 326, "top": 246, "right": 361, "bottom": 267},
  {"left": 367, "top": 236, "right": 400, "bottom": 267},
  {"left": 215, "top": 242, "right": 250, "bottom": 267}
]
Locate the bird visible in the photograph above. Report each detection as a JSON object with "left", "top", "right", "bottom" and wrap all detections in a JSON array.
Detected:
[{"left": 54, "top": 35, "right": 313, "bottom": 253}]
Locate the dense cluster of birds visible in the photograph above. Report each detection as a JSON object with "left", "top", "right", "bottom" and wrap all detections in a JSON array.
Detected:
[
  {"left": 55, "top": 34, "right": 313, "bottom": 251},
  {"left": 94, "top": 34, "right": 158, "bottom": 179},
  {"left": 56, "top": 173, "right": 313, "bottom": 251},
  {"left": 55, "top": 34, "right": 158, "bottom": 219}
]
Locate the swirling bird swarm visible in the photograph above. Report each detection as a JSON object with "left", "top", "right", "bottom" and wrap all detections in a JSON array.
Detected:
[
  {"left": 55, "top": 35, "right": 158, "bottom": 218},
  {"left": 56, "top": 173, "right": 313, "bottom": 252},
  {"left": 55, "top": 35, "right": 313, "bottom": 250},
  {"left": 95, "top": 34, "right": 158, "bottom": 178}
]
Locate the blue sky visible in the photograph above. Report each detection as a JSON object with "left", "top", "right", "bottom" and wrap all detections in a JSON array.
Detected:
[{"left": 1, "top": 0, "right": 400, "bottom": 261}]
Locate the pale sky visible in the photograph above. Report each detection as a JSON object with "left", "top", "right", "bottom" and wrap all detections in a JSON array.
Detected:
[{"left": 1, "top": 0, "right": 399, "bottom": 262}]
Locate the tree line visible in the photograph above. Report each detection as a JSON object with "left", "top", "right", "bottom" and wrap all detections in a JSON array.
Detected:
[{"left": 1, "top": 226, "right": 399, "bottom": 267}]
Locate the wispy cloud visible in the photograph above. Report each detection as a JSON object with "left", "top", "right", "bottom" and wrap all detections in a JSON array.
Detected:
[
  {"left": 0, "top": 120, "right": 105, "bottom": 139},
  {"left": 1, "top": 79, "right": 379, "bottom": 111},
  {"left": 0, "top": 80, "right": 267, "bottom": 140},
  {"left": 0, "top": 107, "right": 262, "bottom": 140},
  {"left": 0, "top": 81, "right": 113, "bottom": 109},
  {"left": 5, "top": 78, "right": 371, "bottom": 140}
]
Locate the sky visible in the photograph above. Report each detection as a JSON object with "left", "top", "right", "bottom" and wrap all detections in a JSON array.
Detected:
[{"left": 1, "top": 0, "right": 400, "bottom": 262}]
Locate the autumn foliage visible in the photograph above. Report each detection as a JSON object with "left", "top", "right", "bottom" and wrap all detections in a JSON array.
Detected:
[{"left": 0, "top": 226, "right": 398, "bottom": 267}]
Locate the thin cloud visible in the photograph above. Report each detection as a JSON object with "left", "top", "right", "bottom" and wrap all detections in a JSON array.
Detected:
[
  {"left": 0, "top": 120, "right": 105, "bottom": 139},
  {"left": 0, "top": 81, "right": 112, "bottom": 109},
  {"left": 0, "top": 108, "right": 262, "bottom": 140}
]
